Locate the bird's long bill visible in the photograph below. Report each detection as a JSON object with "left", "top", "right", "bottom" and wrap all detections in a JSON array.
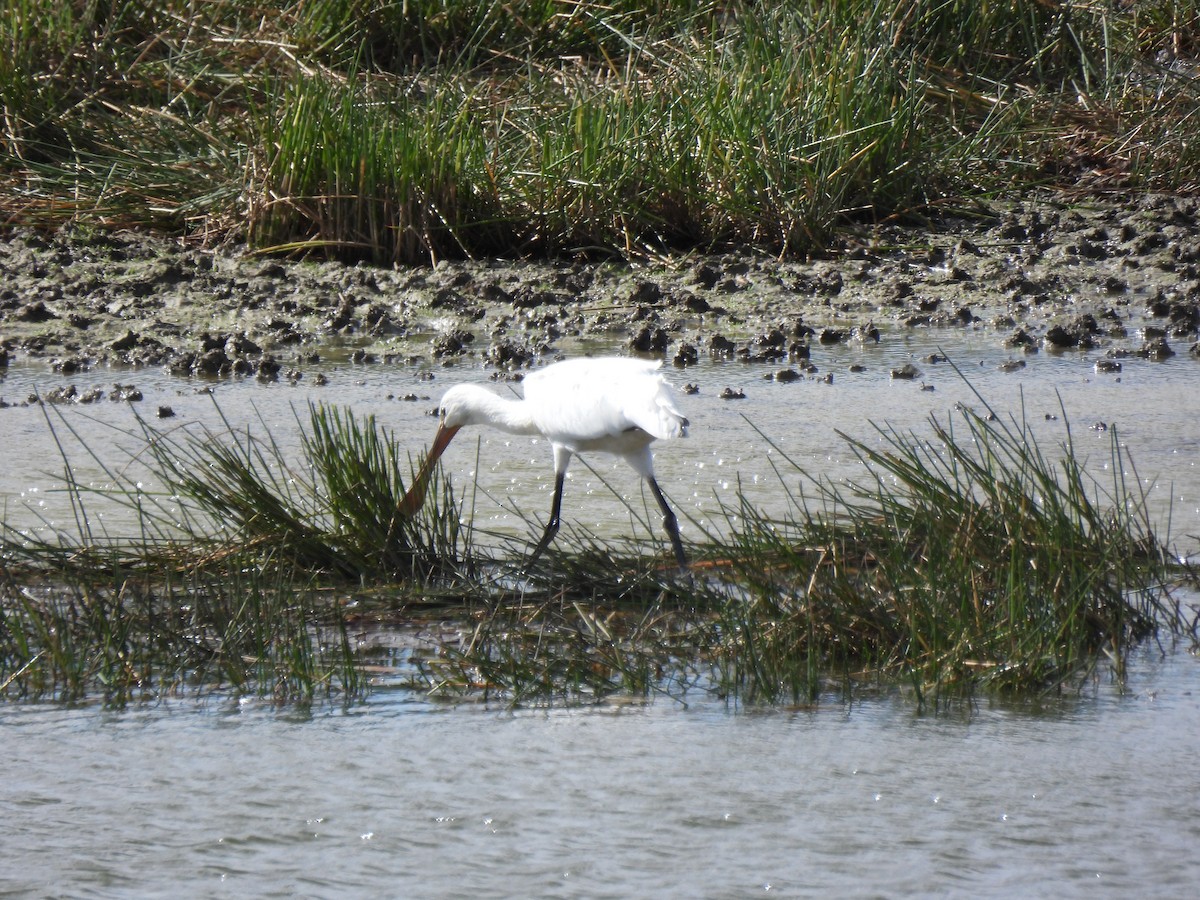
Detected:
[{"left": 398, "top": 423, "right": 460, "bottom": 517}]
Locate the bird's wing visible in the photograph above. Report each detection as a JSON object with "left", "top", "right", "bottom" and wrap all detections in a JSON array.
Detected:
[{"left": 523, "top": 357, "right": 687, "bottom": 445}]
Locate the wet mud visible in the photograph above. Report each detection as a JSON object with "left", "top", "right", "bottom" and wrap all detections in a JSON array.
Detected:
[{"left": 2, "top": 193, "right": 1198, "bottom": 403}]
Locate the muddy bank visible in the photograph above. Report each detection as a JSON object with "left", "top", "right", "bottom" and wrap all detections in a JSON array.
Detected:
[{"left": 1, "top": 193, "right": 1198, "bottom": 396}]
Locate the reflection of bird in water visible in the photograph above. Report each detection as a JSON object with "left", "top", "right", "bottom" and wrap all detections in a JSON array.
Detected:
[{"left": 401, "top": 357, "right": 689, "bottom": 570}]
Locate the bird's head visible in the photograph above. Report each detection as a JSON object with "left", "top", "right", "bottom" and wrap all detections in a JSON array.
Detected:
[
  {"left": 399, "top": 383, "right": 503, "bottom": 516},
  {"left": 436, "top": 383, "right": 484, "bottom": 429}
]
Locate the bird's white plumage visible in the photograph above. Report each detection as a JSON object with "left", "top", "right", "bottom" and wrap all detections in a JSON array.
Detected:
[{"left": 522, "top": 357, "right": 687, "bottom": 447}]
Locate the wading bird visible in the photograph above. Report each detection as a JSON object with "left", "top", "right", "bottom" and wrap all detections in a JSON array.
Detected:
[{"left": 400, "top": 357, "right": 689, "bottom": 571}]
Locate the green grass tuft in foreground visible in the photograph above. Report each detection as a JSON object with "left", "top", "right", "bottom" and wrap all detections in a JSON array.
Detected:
[
  {"left": 703, "top": 390, "right": 1189, "bottom": 705},
  {"left": 0, "top": 399, "right": 470, "bottom": 705}
]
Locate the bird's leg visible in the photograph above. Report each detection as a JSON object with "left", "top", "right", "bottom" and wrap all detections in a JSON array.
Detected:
[
  {"left": 524, "top": 470, "right": 565, "bottom": 571},
  {"left": 647, "top": 477, "right": 688, "bottom": 572}
]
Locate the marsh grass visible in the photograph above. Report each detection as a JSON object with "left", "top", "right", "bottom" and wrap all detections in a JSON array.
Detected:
[
  {"left": 0, "top": 567, "right": 361, "bottom": 705},
  {"left": 3, "top": 398, "right": 467, "bottom": 581},
  {"left": 3, "top": 1, "right": 1198, "bottom": 259},
  {"left": 705, "top": 390, "right": 1188, "bottom": 705},
  {"left": 0, "top": 388, "right": 1194, "bottom": 707},
  {"left": 153, "top": 401, "right": 469, "bottom": 580}
]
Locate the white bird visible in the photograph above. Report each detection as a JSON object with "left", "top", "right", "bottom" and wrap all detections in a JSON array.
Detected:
[{"left": 400, "top": 356, "right": 689, "bottom": 570}]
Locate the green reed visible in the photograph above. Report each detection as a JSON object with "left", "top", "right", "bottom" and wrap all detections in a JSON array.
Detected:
[{"left": 145, "top": 401, "right": 469, "bottom": 581}]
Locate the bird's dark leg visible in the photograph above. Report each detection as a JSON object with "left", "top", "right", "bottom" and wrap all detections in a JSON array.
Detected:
[
  {"left": 647, "top": 477, "right": 688, "bottom": 572},
  {"left": 525, "top": 470, "right": 565, "bottom": 570}
]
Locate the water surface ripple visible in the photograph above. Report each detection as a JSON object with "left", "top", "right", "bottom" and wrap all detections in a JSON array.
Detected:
[{"left": 2, "top": 647, "right": 1199, "bottom": 897}]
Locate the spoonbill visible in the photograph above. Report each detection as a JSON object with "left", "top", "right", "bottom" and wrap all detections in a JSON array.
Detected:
[{"left": 400, "top": 356, "right": 689, "bottom": 570}]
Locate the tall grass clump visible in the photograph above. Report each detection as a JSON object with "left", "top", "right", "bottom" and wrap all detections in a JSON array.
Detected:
[
  {"left": 132, "top": 400, "right": 469, "bottom": 582},
  {"left": 247, "top": 73, "right": 507, "bottom": 262},
  {"left": 0, "top": 401, "right": 467, "bottom": 583},
  {"left": 709, "top": 394, "right": 1188, "bottom": 705},
  {"left": 0, "top": 400, "right": 469, "bottom": 704},
  {"left": 687, "top": 6, "right": 930, "bottom": 250},
  {"left": 0, "top": 0, "right": 250, "bottom": 231}
]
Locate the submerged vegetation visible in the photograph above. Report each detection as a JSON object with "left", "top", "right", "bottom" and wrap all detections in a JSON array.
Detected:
[
  {"left": 0, "top": 389, "right": 1194, "bottom": 708},
  {"left": 2, "top": 1, "right": 1199, "bottom": 262}
]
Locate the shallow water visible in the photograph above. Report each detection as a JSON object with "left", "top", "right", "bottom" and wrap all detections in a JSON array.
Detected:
[
  {"left": 2, "top": 646, "right": 1199, "bottom": 898},
  {"left": 3, "top": 329, "right": 1200, "bottom": 896}
]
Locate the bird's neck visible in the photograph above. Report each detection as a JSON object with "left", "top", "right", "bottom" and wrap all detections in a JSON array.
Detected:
[{"left": 464, "top": 386, "right": 539, "bottom": 435}]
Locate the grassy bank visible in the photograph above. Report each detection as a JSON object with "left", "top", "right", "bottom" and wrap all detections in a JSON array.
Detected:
[
  {"left": 2, "top": 1, "right": 1198, "bottom": 262},
  {"left": 0, "top": 389, "right": 1192, "bottom": 707}
]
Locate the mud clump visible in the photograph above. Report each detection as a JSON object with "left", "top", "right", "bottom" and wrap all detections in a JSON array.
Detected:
[{"left": 1044, "top": 315, "right": 1103, "bottom": 350}]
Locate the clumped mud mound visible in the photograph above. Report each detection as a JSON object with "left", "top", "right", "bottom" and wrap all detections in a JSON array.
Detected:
[{"left": 1, "top": 194, "right": 1198, "bottom": 386}]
